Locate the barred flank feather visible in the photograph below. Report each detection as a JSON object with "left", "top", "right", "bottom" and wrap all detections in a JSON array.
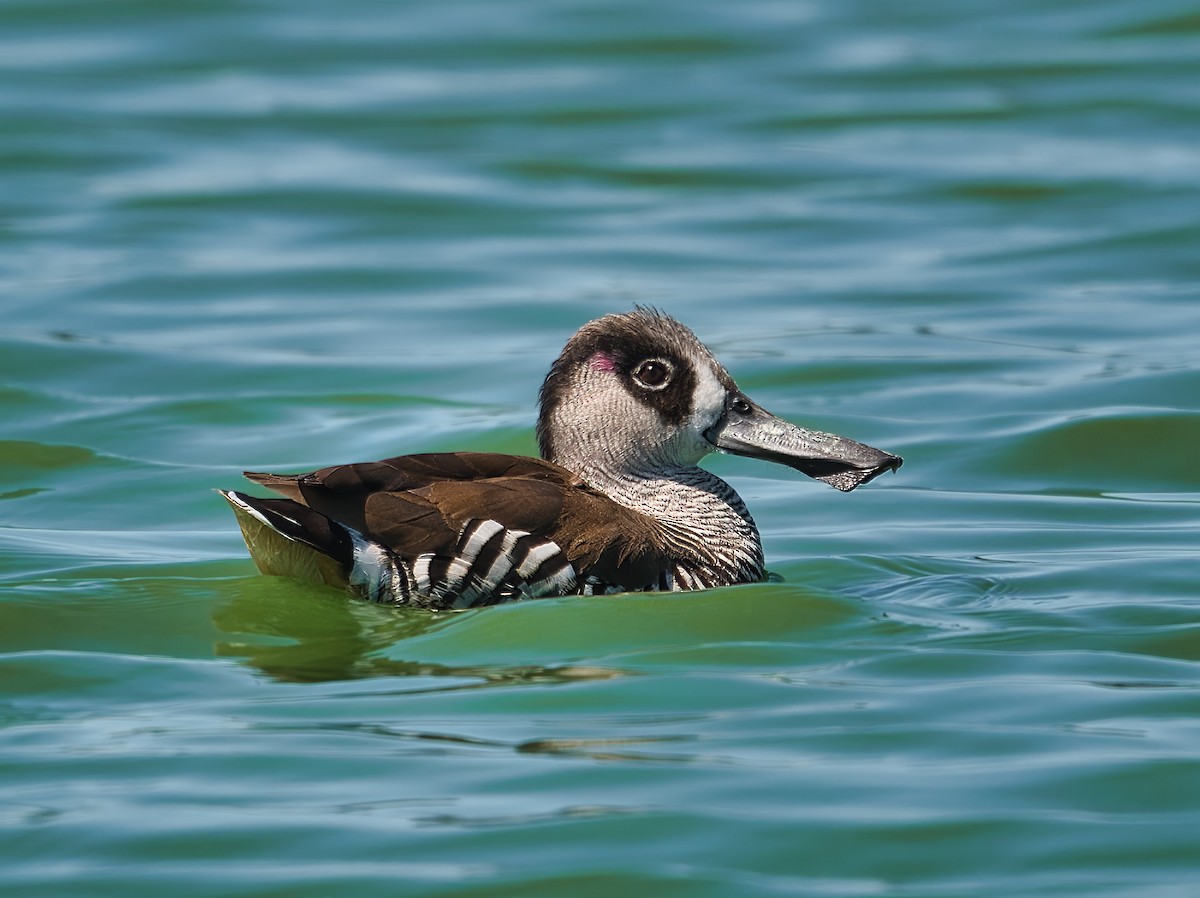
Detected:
[{"left": 410, "top": 518, "right": 577, "bottom": 609}]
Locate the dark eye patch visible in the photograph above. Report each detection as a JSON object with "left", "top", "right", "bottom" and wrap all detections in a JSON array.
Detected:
[{"left": 620, "top": 353, "right": 692, "bottom": 426}]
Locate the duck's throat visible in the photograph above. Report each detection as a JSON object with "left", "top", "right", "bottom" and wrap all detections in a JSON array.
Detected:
[{"left": 580, "top": 464, "right": 766, "bottom": 589}]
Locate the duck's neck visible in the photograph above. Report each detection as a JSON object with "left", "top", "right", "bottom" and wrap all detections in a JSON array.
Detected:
[{"left": 577, "top": 463, "right": 766, "bottom": 590}]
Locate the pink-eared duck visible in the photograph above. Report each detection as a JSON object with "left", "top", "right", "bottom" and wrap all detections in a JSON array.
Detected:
[{"left": 221, "top": 309, "right": 901, "bottom": 609}]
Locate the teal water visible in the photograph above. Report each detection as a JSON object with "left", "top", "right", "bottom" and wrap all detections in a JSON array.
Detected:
[{"left": 3, "top": 1, "right": 1199, "bottom": 895}]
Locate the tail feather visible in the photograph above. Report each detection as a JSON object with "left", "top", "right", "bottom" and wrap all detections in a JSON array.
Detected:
[
  {"left": 219, "top": 490, "right": 354, "bottom": 591},
  {"left": 242, "top": 471, "right": 305, "bottom": 502}
]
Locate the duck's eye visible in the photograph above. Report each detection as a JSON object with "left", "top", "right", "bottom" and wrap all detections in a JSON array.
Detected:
[
  {"left": 730, "top": 396, "right": 752, "bottom": 415},
  {"left": 632, "top": 358, "right": 673, "bottom": 390}
]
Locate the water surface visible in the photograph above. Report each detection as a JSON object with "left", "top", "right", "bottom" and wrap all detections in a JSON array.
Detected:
[{"left": 3, "top": 1, "right": 1199, "bottom": 895}]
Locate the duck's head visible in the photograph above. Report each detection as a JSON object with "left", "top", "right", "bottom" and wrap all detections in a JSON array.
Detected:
[{"left": 537, "top": 308, "right": 902, "bottom": 491}]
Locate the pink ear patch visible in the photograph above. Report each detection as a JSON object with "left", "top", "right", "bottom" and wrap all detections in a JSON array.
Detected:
[{"left": 591, "top": 351, "right": 618, "bottom": 373}]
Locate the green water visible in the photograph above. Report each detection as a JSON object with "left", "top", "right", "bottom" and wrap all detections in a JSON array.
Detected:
[{"left": 3, "top": 0, "right": 1199, "bottom": 895}]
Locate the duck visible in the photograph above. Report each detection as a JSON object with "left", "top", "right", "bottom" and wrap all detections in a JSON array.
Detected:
[{"left": 220, "top": 308, "right": 901, "bottom": 609}]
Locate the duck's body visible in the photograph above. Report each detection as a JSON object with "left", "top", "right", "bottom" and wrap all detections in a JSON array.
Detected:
[{"left": 222, "top": 310, "right": 901, "bottom": 609}]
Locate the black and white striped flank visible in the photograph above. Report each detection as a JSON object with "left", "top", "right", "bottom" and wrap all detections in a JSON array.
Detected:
[{"left": 353, "top": 518, "right": 578, "bottom": 609}]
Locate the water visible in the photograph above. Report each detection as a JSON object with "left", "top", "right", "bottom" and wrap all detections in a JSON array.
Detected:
[{"left": 3, "top": 0, "right": 1199, "bottom": 895}]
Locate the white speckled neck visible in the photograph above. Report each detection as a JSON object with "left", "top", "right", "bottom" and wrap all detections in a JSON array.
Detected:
[{"left": 579, "top": 463, "right": 765, "bottom": 589}]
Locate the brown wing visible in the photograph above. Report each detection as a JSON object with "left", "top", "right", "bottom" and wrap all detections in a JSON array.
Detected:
[
  {"left": 245, "top": 453, "right": 568, "bottom": 532},
  {"left": 360, "top": 474, "right": 568, "bottom": 560},
  {"left": 549, "top": 489, "right": 665, "bottom": 591},
  {"left": 244, "top": 452, "right": 671, "bottom": 592},
  {"left": 248, "top": 451, "right": 565, "bottom": 495}
]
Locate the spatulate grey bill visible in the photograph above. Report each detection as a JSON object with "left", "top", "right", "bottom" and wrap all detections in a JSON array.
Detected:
[
  {"left": 221, "top": 308, "right": 902, "bottom": 609},
  {"left": 705, "top": 394, "right": 901, "bottom": 492}
]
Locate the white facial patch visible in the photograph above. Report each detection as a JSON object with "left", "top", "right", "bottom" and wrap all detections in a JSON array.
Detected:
[{"left": 688, "top": 355, "right": 728, "bottom": 432}]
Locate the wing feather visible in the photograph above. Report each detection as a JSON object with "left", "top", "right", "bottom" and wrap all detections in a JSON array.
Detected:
[{"left": 239, "top": 452, "right": 672, "bottom": 596}]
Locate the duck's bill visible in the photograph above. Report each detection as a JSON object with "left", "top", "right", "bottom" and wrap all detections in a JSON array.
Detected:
[{"left": 706, "top": 402, "right": 902, "bottom": 492}]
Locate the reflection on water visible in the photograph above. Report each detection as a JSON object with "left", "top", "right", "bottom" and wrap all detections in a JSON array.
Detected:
[{"left": 213, "top": 577, "right": 626, "bottom": 685}]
